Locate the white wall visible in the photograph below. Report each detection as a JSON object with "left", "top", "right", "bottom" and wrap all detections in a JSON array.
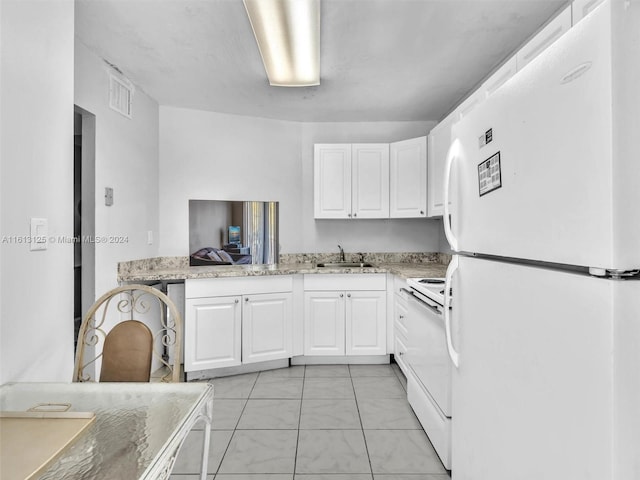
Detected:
[
  {"left": 159, "top": 107, "right": 302, "bottom": 255},
  {"left": 74, "top": 40, "right": 160, "bottom": 300},
  {"left": 159, "top": 107, "right": 442, "bottom": 256},
  {"left": 0, "top": 0, "right": 75, "bottom": 383}
]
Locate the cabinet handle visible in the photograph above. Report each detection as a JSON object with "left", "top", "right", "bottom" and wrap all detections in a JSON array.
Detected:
[
  {"left": 420, "top": 210, "right": 424, "bottom": 215},
  {"left": 399, "top": 351, "right": 404, "bottom": 357},
  {"left": 399, "top": 315, "right": 404, "bottom": 319},
  {"left": 347, "top": 293, "right": 351, "bottom": 298},
  {"left": 245, "top": 297, "right": 249, "bottom": 302},
  {"left": 340, "top": 293, "right": 344, "bottom": 298},
  {"left": 348, "top": 213, "right": 352, "bottom": 218},
  {"left": 235, "top": 299, "right": 239, "bottom": 304},
  {"left": 353, "top": 213, "right": 357, "bottom": 217}
]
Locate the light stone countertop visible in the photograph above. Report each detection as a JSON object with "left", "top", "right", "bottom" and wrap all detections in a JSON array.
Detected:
[{"left": 117, "top": 253, "right": 450, "bottom": 283}]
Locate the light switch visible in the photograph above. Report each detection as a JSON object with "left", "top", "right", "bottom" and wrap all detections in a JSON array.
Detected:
[
  {"left": 30, "top": 217, "right": 48, "bottom": 251},
  {"left": 147, "top": 230, "right": 153, "bottom": 245},
  {"left": 105, "top": 187, "right": 114, "bottom": 206}
]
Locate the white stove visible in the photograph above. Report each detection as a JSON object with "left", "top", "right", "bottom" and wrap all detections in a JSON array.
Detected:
[
  {"left": 406, "top": 277, "right": 446, "bottom": 305},
  {"left": 402, "top": 275, "right": 452, "bottom": 468}
]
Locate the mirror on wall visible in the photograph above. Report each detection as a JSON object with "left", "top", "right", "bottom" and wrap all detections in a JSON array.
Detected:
[{"left": 189, "top": 199, "right": 279, "bottom": 266}]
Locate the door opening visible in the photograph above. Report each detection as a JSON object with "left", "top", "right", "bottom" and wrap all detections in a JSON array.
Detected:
[{"left": 73, "top": 107, "right": 96, "bottom": 355}]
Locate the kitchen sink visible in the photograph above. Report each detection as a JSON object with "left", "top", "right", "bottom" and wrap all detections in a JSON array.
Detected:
[{"left": 316, "top": 262, "right": 375, "bottom": 268}]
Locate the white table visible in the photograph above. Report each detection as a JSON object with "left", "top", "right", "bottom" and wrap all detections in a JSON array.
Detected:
[{"left": 0, "top": 382, "right": 213, "bottom": 480}]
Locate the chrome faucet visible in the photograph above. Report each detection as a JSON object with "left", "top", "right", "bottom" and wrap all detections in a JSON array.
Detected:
[{"left": 338, "top": 244, "right": 345, "bottom": 262}]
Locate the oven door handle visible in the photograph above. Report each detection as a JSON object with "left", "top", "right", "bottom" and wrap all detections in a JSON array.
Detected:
[
  {"left": 401, "top": 288, "right": 442, "bottom": 315},
  {"left": 444, "top": 255, "right": 460, "bottom": 368}
]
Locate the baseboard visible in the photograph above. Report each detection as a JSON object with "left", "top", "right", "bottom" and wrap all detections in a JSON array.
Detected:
[
  {"left": 290, "top": 355, "right": 390, "bottom": 365},
  {"left": 185, "top": 358, "right": 289, "bottom": 381}
]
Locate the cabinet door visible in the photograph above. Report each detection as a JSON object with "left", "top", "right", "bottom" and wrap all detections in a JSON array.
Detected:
[
  {"left": 516, "top": 6, "right": 572, "bottom": 70},
  {"left": 314, "top": 144, "right": 352, "bottom": 219},
  {"left": 427, "top": 111, "right": 456, "bottom": 217},
  {"left": 352, "top": 144, "right": 390, "bottom": 219},
  {"left": 304, "top": 291, "right": 345, "bottom": 355},
  {"left": 242, "top": 292, "right": 293, "bottom": 364},
  {"left": 389, "top": 136, "right": 427, "bottom": 218},
  {"left": 184, "top": 296, "right": 241, "bottom": 371},
  {"left": 346, "top": 290, "right": 386, "bottom": 356}
]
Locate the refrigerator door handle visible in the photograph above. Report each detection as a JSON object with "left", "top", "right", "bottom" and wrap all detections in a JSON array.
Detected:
[
  {"left": 443, "top": 139, "right": 460, "bottom": 252},
  {"left": 444, "top": 255, "right": 460, "bottom": 368}
]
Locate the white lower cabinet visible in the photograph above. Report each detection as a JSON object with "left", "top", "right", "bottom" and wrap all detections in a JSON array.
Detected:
[
  {"left": 346, "top": 291, "right": 387, "bottom": 355},
  {"left": 393, "top": 275, "right": 410, "bottom": 374},
  {"left": 242, "top": 292, "right": 293, "bottom": 364},
  {"left": 304, "top": 292, "right": 346, "bottom": 356},
  {"left": 185, "top": 296, "right": 242, "bottom": 370},
  {"left": 393, "top": 295, "right": 409, "bottom": 374},
  {"left": 303, "top": 274, "right": 387, "bottom": 357},
  {"left": 184, "top": 276, "right": 295, "bottom": 372}
]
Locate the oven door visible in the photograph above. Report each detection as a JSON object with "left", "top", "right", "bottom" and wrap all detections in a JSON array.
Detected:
[{"left": 405, "top": 290, "right": 451, "bottom": 417}]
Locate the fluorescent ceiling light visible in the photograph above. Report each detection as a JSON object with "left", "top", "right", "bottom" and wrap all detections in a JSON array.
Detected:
[{"left": 243, "top": 0, "right": 320, "bottom": 87}]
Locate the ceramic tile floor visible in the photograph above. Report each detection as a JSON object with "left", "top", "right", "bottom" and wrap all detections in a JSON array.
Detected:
[{"left": 170, "top": 363, "right": 451, "bottom": 480}]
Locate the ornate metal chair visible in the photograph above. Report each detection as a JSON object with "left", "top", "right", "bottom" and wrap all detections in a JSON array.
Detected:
[{"left": 73, "top": 284, "right": 182, "bottom": 382}]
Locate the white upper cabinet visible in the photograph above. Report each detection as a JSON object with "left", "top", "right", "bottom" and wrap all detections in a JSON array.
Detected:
[
  {"left": 516, "top": 5, "right": 572, "bottom": 71},
  {"left": 572, "top": 0, "right": 605, "bottom": 25},
  {"left": 389, "top": 136, "right": 427, "bottom": 218},
  {"left": 427, "top": 111, "right": 456, "bottom": 218},
  {"left": 352, "top": 144, "right": 390, "bottom": 219},
  {"left": 480, "top": 56, "right": 518, "bottom": 99},
  {"left": 314, "top": 143, "right": 389, "bottom": 219},
  {"left": 314, "top": 144, "right": 352, "bottom": 219}
]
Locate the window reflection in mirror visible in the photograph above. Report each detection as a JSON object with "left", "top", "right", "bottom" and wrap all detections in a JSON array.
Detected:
[{"left": 188, "top": 200, "right": 279, "bottom": 266}]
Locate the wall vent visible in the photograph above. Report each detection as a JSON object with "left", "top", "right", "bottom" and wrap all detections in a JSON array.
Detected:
[{"left": 109, "top": 74, "right": 133, "bottom": 118}]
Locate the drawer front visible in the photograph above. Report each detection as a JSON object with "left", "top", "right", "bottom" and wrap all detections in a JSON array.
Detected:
[
  {"left": 186, "top": 275, "right": 293, "bottom": 298},
  {"left": 304, "top": 273, "right": 386, "bottom": 291},
  {"left": 394, "top": 332, "right": 408, "bottom": 375},
  {"left": 394, "top": 300, "right": 409, "bottom": 337},
  {"left": 407, "top": 374, "right": 451, "bottom": 469},
  {"left": 393, "top": 275, "right": 408, "bottom": 295}
]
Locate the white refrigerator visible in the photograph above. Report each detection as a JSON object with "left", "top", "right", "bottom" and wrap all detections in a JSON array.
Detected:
[{"left": 442, "top": 1, "right": 640, "bottom": 479}]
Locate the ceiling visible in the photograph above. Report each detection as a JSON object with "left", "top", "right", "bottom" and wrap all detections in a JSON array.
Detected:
[{"left": 75, "top": 0, "right": 569, "bottom": 123}]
